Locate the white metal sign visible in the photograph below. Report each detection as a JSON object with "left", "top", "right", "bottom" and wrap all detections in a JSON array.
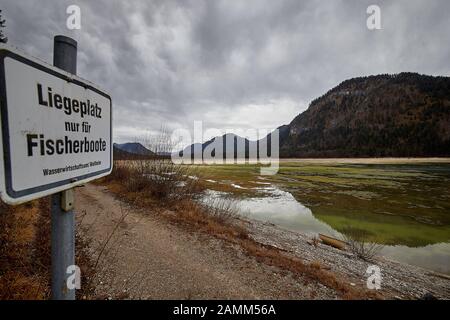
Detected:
[{"left": 0, "top": 46, "right": 112, "bottom": 204}]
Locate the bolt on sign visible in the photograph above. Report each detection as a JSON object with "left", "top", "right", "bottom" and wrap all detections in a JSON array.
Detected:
[{"left": 0, "top": 45, "right": 112, "bottom": 204}]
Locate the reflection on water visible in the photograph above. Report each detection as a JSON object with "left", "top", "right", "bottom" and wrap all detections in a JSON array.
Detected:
[
  {"left": 381, "top": 243, "right": 450, "bottom": 275},
  {"left": 237, "top": 188, "right": 338, "bottom": 237},
  {"left": 203, "top": 186, "right": 450, "bottom": 274}
]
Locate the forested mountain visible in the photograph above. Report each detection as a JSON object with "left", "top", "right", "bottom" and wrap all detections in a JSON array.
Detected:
[
  {"left": 280, "top": 73, "right": 450, "bottom": 157},
  {"left": 175, "top": 73, "right": 450, "bottom": 158}
]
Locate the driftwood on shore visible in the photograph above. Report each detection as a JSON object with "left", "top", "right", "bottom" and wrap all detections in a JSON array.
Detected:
[{"left": 319, "top": 234, "right": 347, "bottom": 250}]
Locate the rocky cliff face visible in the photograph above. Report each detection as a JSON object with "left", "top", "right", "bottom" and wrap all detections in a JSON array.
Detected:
[{"left": 281, "top": 73, "right": 450, "bottom": 157}]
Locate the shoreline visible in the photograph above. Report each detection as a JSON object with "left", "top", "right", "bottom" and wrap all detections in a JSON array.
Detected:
[
  {"left": 278, "top": 157, "right": 450, "bottom": 164},
  {"left": 240, "top": 216, "right": 450, "bottom": 299}
]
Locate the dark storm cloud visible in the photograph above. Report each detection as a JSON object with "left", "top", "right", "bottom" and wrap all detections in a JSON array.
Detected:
[{"left": 1, "top": 0, "right": 449, "bottom": 143}]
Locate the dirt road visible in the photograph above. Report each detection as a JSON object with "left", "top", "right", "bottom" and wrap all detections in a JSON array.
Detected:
[{"left": 76, "top": 184, "right": 336, "bottom": 299}]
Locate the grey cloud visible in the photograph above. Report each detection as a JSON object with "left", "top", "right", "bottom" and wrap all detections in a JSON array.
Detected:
[{"left": 1, "top": 0, "right": 449, "bottom": 143}]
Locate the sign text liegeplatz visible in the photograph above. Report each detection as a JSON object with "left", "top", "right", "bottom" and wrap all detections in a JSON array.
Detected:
[{"left": 0, "top": 46, "right": 112, "bottom": 204}]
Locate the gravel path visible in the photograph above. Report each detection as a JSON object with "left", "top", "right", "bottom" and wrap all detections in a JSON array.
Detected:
[{"left": 76, "top": 184, "right": 337, "bottom": 299}]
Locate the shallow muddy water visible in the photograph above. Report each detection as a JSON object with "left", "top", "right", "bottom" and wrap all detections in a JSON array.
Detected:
[{"left": 199, "top": 162, "right": 450, "bottom": 274}]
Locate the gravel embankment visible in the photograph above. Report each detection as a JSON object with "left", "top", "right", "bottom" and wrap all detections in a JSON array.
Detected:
[{"left": 244, "top": 218, "right": 450, "bottom": 299}]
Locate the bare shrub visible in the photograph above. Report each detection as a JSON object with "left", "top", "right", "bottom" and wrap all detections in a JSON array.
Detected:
[
  {"left": 109, "top": 158, "right": 205, "bottom": 204},
  {"left": 341, "top": 227, "right": 384, "bottom": 261},
  {"left": 123, "top": 162, "right": 149, "bottom": 193},
  {"left": 142, "top": 126, "right": 174, "bottom": 156},
  {"left": 108, "top": 161, "right": 131, "bottom": 181},
  {"left": 110, "top": 127, "right": 205, "bottom": 203},
  {"left": 132, "top": 159, "right": 204, "bottom": 201},
  {"left": 201, "top": 197, "right": 241, "bottom": 223}
]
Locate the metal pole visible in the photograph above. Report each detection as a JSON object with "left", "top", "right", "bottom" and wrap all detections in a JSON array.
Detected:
[
  {"left": 51, "top": 35, "right": 77, "bottom": 300},
  {"left": 53, "top": 35, "right": 77, "bottom": 74}
]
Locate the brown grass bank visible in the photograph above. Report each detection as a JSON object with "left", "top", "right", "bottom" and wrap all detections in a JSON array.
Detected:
[{"left": 0, "top": 197, "right": 94, "bottom": 300}]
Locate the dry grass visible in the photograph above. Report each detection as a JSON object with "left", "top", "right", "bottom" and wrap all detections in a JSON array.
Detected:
[
  {"left": 0, "top": 197, "right": 95, "bottom": 300},
  {"left": 170, "top": 199, "right": 249, "bottom": 240},
  {"left": 0, "top": 199, "right": 49, "bottom": 299}
]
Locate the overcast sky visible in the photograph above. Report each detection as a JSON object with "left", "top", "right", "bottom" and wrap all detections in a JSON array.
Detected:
[{"left": 2, "top": 0, "right": 449, "bottom": 143}]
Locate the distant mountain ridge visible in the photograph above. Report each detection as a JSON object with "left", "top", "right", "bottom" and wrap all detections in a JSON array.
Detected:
[
  {"left": 114, "top": 142, "right": 154, "bottom": 156},
  {"left": 178, "top": 132, "right": 282, "bottom": 159},
  {"left": 179, "top": 133, "right": 251, "bottom": 159},
  {"left": 180, "top": 72, "right": 450, "bottom": 158}
]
